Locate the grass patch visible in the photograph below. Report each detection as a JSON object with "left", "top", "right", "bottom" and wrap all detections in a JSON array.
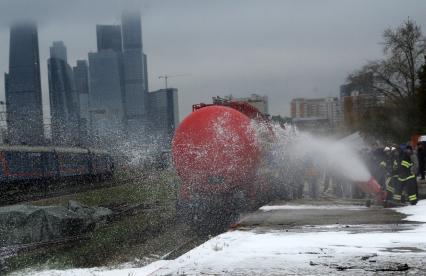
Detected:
[
  {"left": 3, "top": 170, "right": 181, "bottom": 274},
  {"left": 32, "top": 170, "right": 179, "bottom": 207}
]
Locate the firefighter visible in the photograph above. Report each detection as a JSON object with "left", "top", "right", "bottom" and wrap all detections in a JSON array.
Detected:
[
  {"left": 377, "top": 147, "right": 388, "bottom": 189},
  {"left": 385, "top": 146, "right": 400, "bottom": 204},
  {"left": 398, "top": 146, "right": 418, "bottom": 205}
]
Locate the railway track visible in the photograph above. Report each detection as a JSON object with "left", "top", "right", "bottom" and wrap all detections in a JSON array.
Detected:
[
  {"left": 0, "top": 200, "right": 178, "bottom": 273},
  {"left": 0, "top": 175, "right": 143, "bottom": 207}
]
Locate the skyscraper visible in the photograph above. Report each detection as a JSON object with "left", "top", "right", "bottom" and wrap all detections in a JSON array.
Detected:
[
  {"left": 148, "top": 88, "right": 179, "bottom": 147},
  {"left": 96, "top": 25, "right": 122, "bottom": 52},
  {"left": 73, "top": 60, "right": 90, "bottom": 145},
  {"left": 121, "top": 11, "right": 148, "bottom": 139},
  {"left": 87, "top": 11, "right": 151, "bottom": 147},
  {"left": 88, "top": 23, "right": 127, "bottom": 147},
  {"left": 50, "top": 41, "right": 68, "bottom": 61},
  {"left": 143, "top": 53, "right": 149, "bottom": 95},
  {"left": 5, "top": 21, "right": 44, "bottom": 145},
  {"left": 48, "top": 41, "right": 80, "bottom": 145},
  {"left": 88, "top": 50, "right": 125, "bottom": 146}
]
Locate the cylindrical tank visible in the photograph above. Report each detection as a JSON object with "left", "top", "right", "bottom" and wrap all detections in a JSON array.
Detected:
[{"left": 172, "top": 105, "right": 260, "bottom": 195}]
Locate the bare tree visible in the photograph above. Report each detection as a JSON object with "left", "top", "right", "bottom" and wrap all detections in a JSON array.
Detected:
[
  {"left": 344, "top": 19, "right": 426, "bottom": 140},
  {"left": 348, "top": 19, "right": 426, "bottom": 105}
]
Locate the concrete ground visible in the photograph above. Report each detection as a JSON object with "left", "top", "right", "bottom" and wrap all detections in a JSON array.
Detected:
[
  {"left": 237, "top": 198, "right": 408, "bottom": 227},
  {"left": 147, "top": 198, "right": 426, "bottom": 275},
  {"left": 28, "top": 198, "right": 426, "bottom": 275},
  {"left": 419, "top": 178, "right": 426, "bottom": 198}
]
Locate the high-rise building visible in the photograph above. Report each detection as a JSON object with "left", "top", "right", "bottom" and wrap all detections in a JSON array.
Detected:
[
  {"left": 340, "top": 75, "right": 384, "bottom": 130},
  {"left": 88, "top": 23, "right": 128, "bottom": 147},
  {"left": 290, "top": 97, "right": 342, "bottom": 133},
  {"left": 143, "top": 53, "right": 149, "bottom": 95},
  {"left": 122, "top": 12, "right": 142, "bottom": 50},
  {"left": 325, "top": 97, "right": 342, "bottom": 129},
  {"left": 148, "top": 88, "right": 179, "bottom": 147},
  {"left": 342, "top": 90, "right": 384, "bottom": 129},
  {"left": 5, "top": 21, "right": 44, "bottom": 145},
  {"left": 96, "top": 25, "right": 122, "bottom": 52},
  {"left": 48, "top": 41, "right": 80, "bottom": 145},
  {"left": 87, "top": 11, "right": 151, "bottom": 147},
  {"left": 213, "top": 94, "right": 269, "bottom": 115},
  {"left": 50, "top": 41, "right": 68, "bottom": 61},
  {"left": 121, "top": 11, "right": 148, "bottom": 139},
  {"left": 291, "top": 98, "right": 328, "bottom": 119},
  {"left": 73, "top": 60, "right": 90, "bottom": 145},
  {"left": 88, "top": 50, "right": 125, "bottom": 146}
]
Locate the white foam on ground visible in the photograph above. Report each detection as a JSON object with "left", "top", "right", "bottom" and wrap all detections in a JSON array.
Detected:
[
  {"left": 144, "top": 200, "right": 426, "bottom": 275},
  {"left": 393, "top": 201, "right": 426, "bottom": 223},
  {"left": 13, "top": 260, "right": 168, "bottom": 276},
  {"left": 22, "top": 201, "right": 426, "bottom": 275},
  {"left": 260, "top": 204, "right": 367, "bottom": 211}
]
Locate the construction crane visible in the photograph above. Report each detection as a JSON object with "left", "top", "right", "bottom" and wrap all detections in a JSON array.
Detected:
[{"left": 158, "top": 74, "right": 190, "bottom": 89}]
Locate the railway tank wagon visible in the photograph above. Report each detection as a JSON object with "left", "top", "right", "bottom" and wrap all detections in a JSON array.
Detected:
[{"left": 172, "top": 102, "right": 280, "bottom": 233}]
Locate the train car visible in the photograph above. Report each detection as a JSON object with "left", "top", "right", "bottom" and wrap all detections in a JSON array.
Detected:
[
  {"left": 0, "top": 145, "right": 58, "bottom": 183},
  {"left": 0, "top": 145, "right": 115, "bottom": 194},
  {"left": 89, "top": 149, "right": 114, "bottom": 180},
  {"left": 55, "top": 147, "right": 91, "bottom": 178},
  {"left": 172, "top": 101, "right": 279, "bottom": 233}
]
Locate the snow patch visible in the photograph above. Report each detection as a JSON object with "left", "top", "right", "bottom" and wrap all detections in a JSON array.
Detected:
[
  {"left": 15, "top": 260, "right": 169, "bottom": 276},
  {"left": 260, "top": 204, "right": 367, "bottom": 211},
  {"left": 393, "top": 199, "right": 426, "bottom": 223},
  {"left": 26, "top": 200, "right": 426, "bottom": 275}
]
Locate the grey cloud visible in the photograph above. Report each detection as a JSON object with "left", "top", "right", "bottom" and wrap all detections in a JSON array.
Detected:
[{"left": 1, "top": 0, "right": 426, "bottom": 119}]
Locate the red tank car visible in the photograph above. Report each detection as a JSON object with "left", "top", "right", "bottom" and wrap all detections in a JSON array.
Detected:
[
  {"left": 172, "top": 105, "right": 260, "bottom": 197},
  {"left": 172, "top": 102, "right": 273, "bottom": 234}
]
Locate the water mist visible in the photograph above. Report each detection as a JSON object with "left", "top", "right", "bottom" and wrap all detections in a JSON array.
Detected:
[{"left": 267, "top": 124, "right": 371, "bottom": 183}]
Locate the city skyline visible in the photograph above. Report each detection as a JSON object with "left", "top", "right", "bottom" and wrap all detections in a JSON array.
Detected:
[
  {"left": 88, "top": 11, "right": 150, "bottom": 147},
  {"left": 1, "top": 0, "right": 426, "bottom": 119},
  {"left": 5, "top": 21, "right": 44, "bottom": 144},
  {"left": 3, "top": 10, "right": 177, "bottom": 147}
]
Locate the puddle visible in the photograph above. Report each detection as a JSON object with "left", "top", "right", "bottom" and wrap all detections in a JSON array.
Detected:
[{"left": 381, "top": 247, "right": 426, "bottom": 253}]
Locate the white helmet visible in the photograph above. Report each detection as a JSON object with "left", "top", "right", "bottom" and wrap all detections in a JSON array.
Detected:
[{"left": 384, "top": 146, "right": 390, "bottom": 152}]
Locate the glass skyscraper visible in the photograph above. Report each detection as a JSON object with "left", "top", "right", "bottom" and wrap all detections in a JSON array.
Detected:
[
  {"left": 121, "top": 11, "right": 149, "bottom": 140},
  {"left": 148, "top": 88, "right": 179, "bottom": 147},
  {"left": 5, "top": 21, "right": 44, "bottom": 145},
  {"left": 87, "top": 23, "right": 127, "bottom": 147},
  {"left": 50, "top": 41, "right": 67, "bottom": 61},
  {"left": 48, "top": 41, "right": 80, "bottom": 146},
  {"left": 96, "top": 25, "right": 122, "bottom": 53},
  {"left": 88, "top": 49, "right": 125, "bottom": 146},
  {"left": 73, "top": 60, "right": 90, "bottom": 145}
]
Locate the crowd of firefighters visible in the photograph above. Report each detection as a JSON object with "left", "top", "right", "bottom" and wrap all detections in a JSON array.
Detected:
[
  {"left": 293, "top": 142, "right": 425, "bottom": 206},
  {"left": 372, "top": 143, "right": 425, "bottom": 206}
]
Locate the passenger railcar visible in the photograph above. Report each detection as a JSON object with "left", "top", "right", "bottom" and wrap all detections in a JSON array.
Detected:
[{"left": 0, "top": 145, "right": 114, "bottom": 188}]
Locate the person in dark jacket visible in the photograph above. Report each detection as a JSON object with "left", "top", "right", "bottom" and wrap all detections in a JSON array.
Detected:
[
  {"left": 398, "top": 146, "right": 418, "bottom": 205},
  {"left": 385, "top": 146, "right": 399, "bottom": 203},
  {"left": 418, "top": 143, "right": 425, "bottom": 180}
]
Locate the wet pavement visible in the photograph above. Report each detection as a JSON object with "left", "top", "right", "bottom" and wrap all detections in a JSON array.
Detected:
[
  {"left": 30, "top": 198, "right": 426, "bottom": 275},
  {"left": 147, "top": 198, "right": 426, "bottom": 275},
  {"left": 237, "top": 198, "right": 410, "bottom": 228}
]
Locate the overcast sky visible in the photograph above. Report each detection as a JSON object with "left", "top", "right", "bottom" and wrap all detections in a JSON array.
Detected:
[{"left": 1, "top": 0, "right": 426, "bottom": 119}]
